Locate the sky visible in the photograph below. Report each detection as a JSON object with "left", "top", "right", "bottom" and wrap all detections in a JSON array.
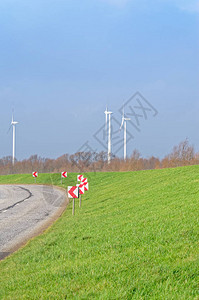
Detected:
[{"left": 0, "top": 0, "right": 198, "bottom": 160}]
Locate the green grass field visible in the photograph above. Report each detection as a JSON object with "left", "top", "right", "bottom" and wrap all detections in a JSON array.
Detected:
[{"left": 0, "top": 166, "right": 199, "bottom": 299}]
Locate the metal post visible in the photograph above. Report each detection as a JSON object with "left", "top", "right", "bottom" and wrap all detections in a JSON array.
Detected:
[
  {"left": 72, "top": 198, "right": 75, "bottom": 215},
  {"left": 79, "top": 194, "right": 81, "bottom": 208}
]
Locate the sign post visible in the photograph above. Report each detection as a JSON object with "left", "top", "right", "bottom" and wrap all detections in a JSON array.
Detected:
[
  {"left": 61, "top": 172, "right": 67, "bottom": 184},
  {"left": 77, "top": 183, "right": 84, "bottom": 207},
  {"left": 32, "top": 172, "right": 38, "bottom": 183},
  {"left": 68, "top": 186, "right": 79, "bottom": 215}
]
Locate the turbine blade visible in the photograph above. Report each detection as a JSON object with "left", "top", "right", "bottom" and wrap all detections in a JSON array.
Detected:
[
  {"left": 7, "top": 125, "right": 12, "bottom": 134},
  {"left": 12, "top": 109, "right": 14, "bottom": 123},
  {"left": 119, "top": 118, "right": 124, "bottom": 131}
]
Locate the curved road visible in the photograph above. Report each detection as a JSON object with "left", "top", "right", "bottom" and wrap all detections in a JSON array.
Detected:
[{"left": 0, "top": 185, "right": 67, "bottom": 260}]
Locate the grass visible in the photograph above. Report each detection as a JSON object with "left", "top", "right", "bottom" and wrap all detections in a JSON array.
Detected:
[{"left": 0, "top": 166, "right": 199, "bottom": 299}]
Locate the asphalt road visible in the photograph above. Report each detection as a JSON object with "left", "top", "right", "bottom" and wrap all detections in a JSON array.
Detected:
[{"left": 0, "top": 185, "right": 67, "bottom": 260}]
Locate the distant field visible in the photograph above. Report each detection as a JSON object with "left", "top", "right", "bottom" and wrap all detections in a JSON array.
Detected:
[{"left": 0, "top": 166, "right": 199, "bottom": 299}]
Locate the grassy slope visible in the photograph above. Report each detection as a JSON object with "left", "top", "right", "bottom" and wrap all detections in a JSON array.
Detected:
[{"left": 0, "top": 166, "right": 199, "bottom": 299}]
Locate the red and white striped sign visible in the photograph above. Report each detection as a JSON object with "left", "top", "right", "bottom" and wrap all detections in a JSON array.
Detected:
[
  {"left": 83, "top": 182, "right": 89, "bottom": 191},
  {"left": 76, "top": 183, "right": 84, "bottom": 194},
  {"left": 77, "top": 175, "right": 84, "bottom": 182},
  {"left": 79, "top": 183, "right": 85, "bottom": 195},
  {"left": 61, "top": 172, "right": 67, "bottom": 178},
  {"left": 32, "top": 172, "right": 38, "bottom": 178},
  {"left": 81, "top": 178, "right": 87, "bottom": 183},
  {"left": 68, "top": 186, "right": 79, "bottom": 199}
]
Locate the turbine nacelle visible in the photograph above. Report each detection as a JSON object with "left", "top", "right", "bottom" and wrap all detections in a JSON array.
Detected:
[
  {"left": 11, "top": 113, "right": 19, "bottom": 126},
  {"left": 11, "top": 121, "right": 18, "bottom": 125},
  {"left": 120, "top": 107, "right": 131, "bottom": 130},
  {"left": 104, "top": 110, "right": 112, "bottom": 115},
  {"left": 120, "top": 118, "right": 131, "bottom": 130}
]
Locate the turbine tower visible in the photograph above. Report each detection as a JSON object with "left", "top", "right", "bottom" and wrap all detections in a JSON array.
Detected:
[
  {"left": 120, "top": 108, "right": 131, "bottom": 161},
  {"left": 9, "top": 113, "right": 19, "bottom": 166},
  {"left": 104, "top": 107, "right": 112, "bottom": 164}
]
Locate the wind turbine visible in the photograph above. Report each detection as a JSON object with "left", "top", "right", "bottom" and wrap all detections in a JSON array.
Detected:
[
  {"left": 8, "top": 112, "right": 19, "bottom": 166},
  {"left": 120, "top": 108, "right": 131, "bottom": 161},
  {"left": 104, "top": 107, "right": 112, "bottom": 164}
]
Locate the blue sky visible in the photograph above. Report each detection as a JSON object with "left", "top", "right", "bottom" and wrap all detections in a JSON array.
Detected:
[{"left": 0, "top": 0, "right": 198, "bottom": 160}]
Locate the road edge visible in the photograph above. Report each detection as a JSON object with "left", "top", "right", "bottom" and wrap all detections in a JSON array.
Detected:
[{"left": 0, "top": 184, "right": 69, "bottom": 261}]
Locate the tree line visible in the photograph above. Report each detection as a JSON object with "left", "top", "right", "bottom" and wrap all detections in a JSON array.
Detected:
[{"left": 0, "top": 139, "right": 198, "bottom": 175}]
